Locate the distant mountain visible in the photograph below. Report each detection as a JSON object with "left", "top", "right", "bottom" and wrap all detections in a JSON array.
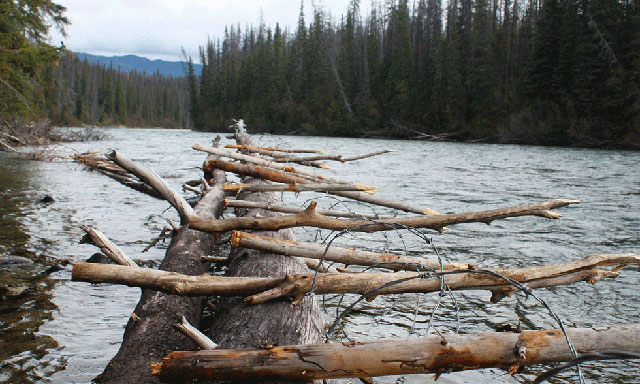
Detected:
[{"left": 75, "top": 52, "right": 203, "bottom": 77}]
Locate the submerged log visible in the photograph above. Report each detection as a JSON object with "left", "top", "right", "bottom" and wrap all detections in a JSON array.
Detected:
[
  {"left": 71, "top": 253, "right": 638, "bottom": 304},
  {"left": 190, "top": 199, "right": 579, "bottom": 233},
  {"left": 151, "top": 323, "right": 640, "bottom": 381},
  {"left": 205, "top": 129, "right": 325, "bottom": 377},
  {"left": 96, "top": 149, "right": 226, "bottom": 384},
  {"left": 231, "top": 231, "right": 475, "bottom": 271}
]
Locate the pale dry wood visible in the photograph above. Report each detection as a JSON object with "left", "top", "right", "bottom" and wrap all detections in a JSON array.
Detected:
[
  {"left": 222, "top": 183, "right": 376, "bottom": 193},
  {"left": 231, "top": 231, "right": 474, "bottom": 271},
  {"left": 273, "top": 149, "right": 397, "bottom": 164},
  {"left": 224, "top": 144, "right": 325, "bottom": 154},
  {"left": 80, "top": 225, "right": 137, "bottom": 267},
  {"left": 190, "top": 199, "right": 579, "bottom": 234},
  {"left": 225, "top": 199, "right": 392, "bottom": 219},
  {"left": 244, "top": 147, "right": 330, "bottom": 168},
  {"left": 0, "top": 139, "right": 18, "bottom": 152},
  {"left": 195, "top": 143, "right": 348, "bottom": 184},
  {"left": 70, "top": 254, "right": 638, "bottom": 303},
  {"left": 108, "top": 150, "right": 195, "bottom": 224},
  {"left": 174, "top": 316, "right": 217, "bottom": 350},
  {"left": 201, "top": 156, "right": 440, "bottom": 215},
  {"left": 151, "top": 324, "right": 640, "bottom": 381},
  {"left": 301, "top": 258, "right": 340, "bottom": 273}
]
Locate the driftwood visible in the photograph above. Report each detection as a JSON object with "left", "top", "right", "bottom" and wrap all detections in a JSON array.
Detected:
[
  {"left": 190, "top": 199, "right": 579, "bottom": 233},
  {"left": 273, "top": 149, "right": 397, "bottom": 164},
  {"left": 73, "top": 152, "right": 162, "bottom": 199},
  {"left": 204, "top": 129, "right": 325, "bottom": 369},
  {"left": 231, "top": 231, "right": 475, "bottom": 271},
  {"left": 225, "top": 199, "right": 392, "bottom": 219},
  {"left": 71, "top": 253, "right": 638, "bottom": 303},
  {"left": 80, "top": 225, "right": 137, "bottom": 267},
  {"left": 96, "top": 147, "right": 227, "bottom": 384},
  {"left": 238, "top": 147, "right": 331, "bottom": 168},
  {"left": 108, "top": 150, "right": 195, "bottom": 224},
  {"left": 196, "top": 143, "right": 352, "bottom": 184},
  {"left": 201, "top": 155, "right": 440, "bottom": 215},
  {"left": 174, "top": 316, "right": 217, "bottom": 350},
  {"left": 224, "top": 144, "right": 325, "bottom": 154},
  {"left": 151, "top": 323, "right": 640, "bottom": 381},
  {"left": 222, "top": 183, "right": 376, "bottom": 193}
]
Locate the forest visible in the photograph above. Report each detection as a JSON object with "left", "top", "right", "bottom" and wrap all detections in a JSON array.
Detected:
[
  {"left": 50, "top": 53, "right": 190, "bottom": 128},
  {"left": 187, "top": 0, "right": 640, "bottom": 147},
  {"left": 1, "top": 0, "right": 189, "bottom": 133}
]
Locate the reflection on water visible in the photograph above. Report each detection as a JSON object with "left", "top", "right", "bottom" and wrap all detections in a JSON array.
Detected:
[
  {"left": 0, "top": 157, "right": 63, "bottom": 383},
  {"left": 0, "top": 128, "right": 638, "bottom": 384}
]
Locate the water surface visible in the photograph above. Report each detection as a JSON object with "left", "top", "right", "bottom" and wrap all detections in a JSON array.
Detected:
[{"left": 0, "top": 128, "right": 638, "bottom": 383}]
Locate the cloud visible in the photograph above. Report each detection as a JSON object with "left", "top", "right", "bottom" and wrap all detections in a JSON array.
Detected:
[{"left": 50, "top": 0, "right": 363, "bottom": 61}]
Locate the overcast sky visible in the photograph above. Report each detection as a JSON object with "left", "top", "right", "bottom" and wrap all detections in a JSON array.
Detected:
[{"left": 49, "top": 0, "right": 367, "bottom": 62}]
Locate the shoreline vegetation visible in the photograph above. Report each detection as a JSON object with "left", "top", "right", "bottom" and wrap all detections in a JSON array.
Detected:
[{"left": 2, "top": 1, "right": 639, "bottom": 153}]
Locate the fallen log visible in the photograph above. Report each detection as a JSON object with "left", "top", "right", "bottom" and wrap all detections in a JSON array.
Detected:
[
  {"left": 151, "top": 323, "right": 640, "bottom": 381},
  {"left": 108, "top": 150, "right": 195, "bottom": 224},
  {"left": 222, "top": 182, "right": 376, "bottom": 193},
  {"left": 239, "top": 147, "right": 331, "bottom": 168},
  {"left": 80, "top": 225, "right": 137, "bottom": 267},
  {"left": 201, "top": 156, "right": 440, "bottom": 214},
  {"left": 190, "top": 199, "right": 579, "bottom": 233},
  {"left": 205, "top": 128, "right": 325, "bottom": 365},
  {"left": 231, "top": 231, "right": 475, "bottom": 271},
  {"left": 70, "top": 253, "right": 639, "bottom": 304},
  {"left": 96, "top": 147, "right": 226, "bottom": 384},
  {"left": 272, "top": 149, "right": 396, "bottom": 164},
  {"left": 224, "top": 199, "right": 392, "bottom": 219},
  {"left": 224, "top": 144, "right": 325, "bottom": 154}
]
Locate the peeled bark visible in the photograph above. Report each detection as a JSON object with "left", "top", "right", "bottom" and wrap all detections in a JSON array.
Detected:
[
  {"left": 201, "top": 156, "right": 440, "bottom": 215},
  {"left": 71, "top": 254, "right": 638, "bottom": 305},
  {"left": 224, "top": 199, "right": 393, "bottom": 219},
  {"left": 231, "top": 231, "right": 475, "bottom": 271},
  {"left": 152, "top": 324, "right": 640, "bottom": 381},
  {"left": 190, "top": 199, "right": 579, "bottom": 234},
  {"left": 205, "top": 131, "right": 325, "bottom": 383},
  {"left": 96, "top": 151, "right": 226, "bottom": 384},
  {"left": 224, "top": 144, "right": 325, "bottom": 154}
]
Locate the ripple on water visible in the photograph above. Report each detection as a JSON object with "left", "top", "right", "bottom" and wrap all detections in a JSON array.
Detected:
[{"left": 1, "top": 128, "right": 639, "bottom": 384}]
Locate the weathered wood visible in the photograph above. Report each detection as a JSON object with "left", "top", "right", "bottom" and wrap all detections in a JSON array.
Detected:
[
  {"left": 231, "top": 231, "right": 475, "bottom": 271},
  {"left": 108, "top": 150, "right": 195, "bottom": 224},
  {"left": 201, "top": 155, "right": 440, "bottom": 214},
  {"left": 224, "top": 144, "right": 325, "bottom": 154},
  {"left": 273, "top": 149, "right": 397, "bottom": 164},
  {"left": 70, "top": 254, "right": 638, "bottom": 304},
  {"left": 97, "top": 148, "right": 227, "bottom": 384},
  {"left": 222, "top": 183, "right": 376, "bottom": 193},
  {"left": 151, "top": 324, "right": 640, "bottom": 381},
  {"left": 80, "top": 225, "right": 137, "bottom": 267},
  {"left": 205, "top": 129, "right": 325, "bottom": 383},
  {"left": 225, "top": 199, "right": 392, "bottom": 219},
  {"left": 190, "top": 199, "right": 579, "bottom": 234},
  {"left": 241, "top": 147, "right": 331, "bottom": 168},
  {"left": 174, "top": 316, "right": 218, "bottom": 350},
  {"left": 196, "top": 143, "right": 353, "bottom": 184}
]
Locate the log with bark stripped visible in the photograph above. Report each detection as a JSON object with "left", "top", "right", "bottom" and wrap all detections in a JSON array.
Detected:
[
  {"left": 151, "top": 324, "right": 640, "bottom": 381},
  {"left": 190, "top": 199, "right": 579, "bottom": 233},
  {"left": 71, "top": 253, "right": 639, "bottom": 304},
  {"left": 231, "top": 231, "right": 474, "bottom": 271}
]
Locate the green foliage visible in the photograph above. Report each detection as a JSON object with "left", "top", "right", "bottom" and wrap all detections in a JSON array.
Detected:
[{"left": 0, "top": 0, "right": 67, "bottom": 119}]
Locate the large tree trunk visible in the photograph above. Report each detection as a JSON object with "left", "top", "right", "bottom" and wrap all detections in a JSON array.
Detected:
[
  {"left": 206, "top": 131, "right": 324, "bottom": 382},
  {"left": 97, "top": 158, "right": 226, "bottom": 383}
]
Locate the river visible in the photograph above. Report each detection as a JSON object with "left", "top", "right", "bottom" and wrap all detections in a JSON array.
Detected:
[{"left": 0, "top": 127, "right": 638, "bottom": 383}]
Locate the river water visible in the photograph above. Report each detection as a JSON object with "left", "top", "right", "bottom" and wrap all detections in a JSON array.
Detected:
[{"left": 0, "top": 128, "right": 638, "bottom": 384}]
